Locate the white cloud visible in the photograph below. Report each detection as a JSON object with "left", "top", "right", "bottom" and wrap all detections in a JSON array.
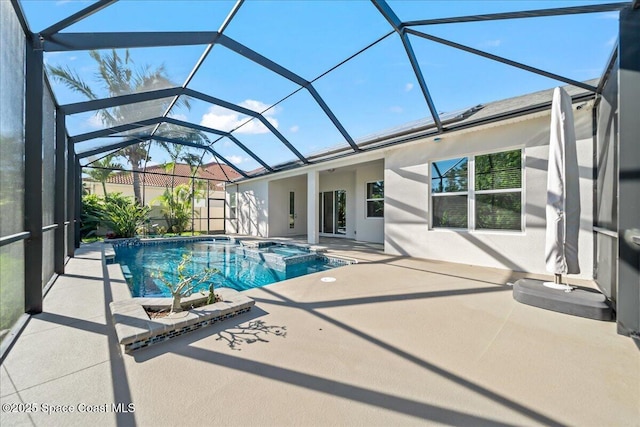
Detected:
[
  {"left": 289, "top": 125, "right": 299, "bottom": 133},
  {"left": 86, "top": 114, "right": 103, "bottom": 129},
  {"left": 227, "top": 155, "right": 246, "bottom": 164},
  {"left": 240, "top": 99, "right": 273, "bottom": 114},
  {"left": 480, "top": 39, "right": 502, "bottom": 48},
  {"left": 404, "top": 83, "right": 414, "bottom": 92},
  {"left": 200, "top": 99, "right": 278, "bottom": 134},
  {"left": 389, "top": 106, "right": 403, "bottom": 114},
  {"left": 207, "top": 154, "right": 246, "bottom": 165}
]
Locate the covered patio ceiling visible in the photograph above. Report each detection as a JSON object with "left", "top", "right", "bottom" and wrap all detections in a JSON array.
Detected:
[{"left": 16, "top": 0, "right": 630, "bottom": 181}]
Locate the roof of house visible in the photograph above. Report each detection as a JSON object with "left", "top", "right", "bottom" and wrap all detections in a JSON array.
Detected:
[
  {"left": 95, "top": 162, "right": 241, "bottom": 188},
  {"left": 454, "top": 78, "right": 600, "bottom": 126},
  {"left": 245, "top": 79, "right": 601, "bottom": 176}
]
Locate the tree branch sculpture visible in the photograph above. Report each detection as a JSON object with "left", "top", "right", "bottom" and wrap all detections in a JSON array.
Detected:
[{"left": 152, "top": 254, "right": 217, "bottom": 313}]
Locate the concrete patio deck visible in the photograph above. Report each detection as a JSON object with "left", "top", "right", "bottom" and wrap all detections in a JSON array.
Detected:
[{"left": 1, "top": 238, "right": 638, "bottom": 427}]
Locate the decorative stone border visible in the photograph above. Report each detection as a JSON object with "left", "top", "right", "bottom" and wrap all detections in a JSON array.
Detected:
[{"left": 110, "top": 287, "right": 254, "bottom": 353}]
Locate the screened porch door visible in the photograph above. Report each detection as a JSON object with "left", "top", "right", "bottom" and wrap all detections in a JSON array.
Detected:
[{"left": 319, "top": 190, "right": 346, "bottom": 236}]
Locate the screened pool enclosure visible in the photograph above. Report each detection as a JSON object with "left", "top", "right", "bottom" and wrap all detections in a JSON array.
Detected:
[{"left": 1, "top": 0, "right": 639, "bottom": 358}]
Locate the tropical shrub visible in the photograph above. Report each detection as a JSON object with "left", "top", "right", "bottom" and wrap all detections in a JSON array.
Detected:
[
  {"left": 104, "top": 192, "right": 135, "bottom": 209},
  {"left": 153, "top": 183, "right": 198, "bottom": 234},
  {"left": 81, "top": 193, "right": 104, "bottom": 238},
  {"left": 101, "top": 195, "right": 150, "bottom": 238},
  {"left": 82, "top": 193, "right": 149, "bottom": 239}
]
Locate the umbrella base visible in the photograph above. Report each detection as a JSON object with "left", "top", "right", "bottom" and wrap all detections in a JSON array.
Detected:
[
  {"left": 542, "top": 281, "right": 575, "bottom": 291},
  {"left": 513, "top": 278, "right": 614, "bottom": 321}
]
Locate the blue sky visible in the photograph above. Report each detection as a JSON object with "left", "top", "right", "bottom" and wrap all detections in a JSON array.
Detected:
[{"left": 20, "top": 0, "right": 624, "bottom": 172}]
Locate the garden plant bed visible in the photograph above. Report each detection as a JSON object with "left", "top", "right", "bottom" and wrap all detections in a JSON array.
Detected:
[
  {"left": 145, "top": 293, "right": 223, "bottom": 319},
  {"left": 110, "top": 288, "right": 255, "bottom": 352}
]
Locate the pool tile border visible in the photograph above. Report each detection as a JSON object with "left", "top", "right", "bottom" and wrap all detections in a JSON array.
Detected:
[{"left": 106, "top": 235, "right": 231, "bottom": 248}]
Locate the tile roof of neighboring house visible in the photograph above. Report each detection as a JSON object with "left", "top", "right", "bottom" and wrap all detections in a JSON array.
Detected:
[{"left": 96, "top": 162, "right": 241, "bottom": 188}]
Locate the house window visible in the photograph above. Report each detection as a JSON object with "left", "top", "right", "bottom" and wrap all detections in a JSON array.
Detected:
[
  {"left": 431, "top": 149, "right": 522, "bottom": 231},
  {"left": 474, "top": 150, "right": 522, "bottom": 230},
  {"left": 289, "top": 191, "right": 295, "bottom": 229},
  {"left": 366, "top": 180, "right": 384, "bottom": 218},
  {"left": 431, "top": 157, "right": 468, "bottom": 228}
]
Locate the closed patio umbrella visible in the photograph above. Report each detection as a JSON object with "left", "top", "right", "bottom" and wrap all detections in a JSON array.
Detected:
[{"left": 544, "top": 87, "right": 580, "bottom": 291}]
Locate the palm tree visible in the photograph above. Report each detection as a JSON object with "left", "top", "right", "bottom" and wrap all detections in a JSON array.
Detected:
[
  {"left": 182, "top": 151, "right": 207, "bottom": 197},
  {"left": 158, "top": 142, "right": 184, "bottom": 193},
  {"left": 48, "top": 49, "right": 190, "bottom": 204},
  {"left": 181, "top": 151, "right": 208, "bottom": 235},
  {"left": 182, "top": 152, "right": 204, "bottom": 176},
  {"left": 84, "top": 154, "right": 123, "bottom": 196},
  {"left": 155, "top": 125, "right": 211, "bottom": 194}
]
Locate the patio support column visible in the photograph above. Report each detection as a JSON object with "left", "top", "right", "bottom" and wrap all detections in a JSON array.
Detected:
[
  {"left": 24, "top": 34, "right": 44, "bottom": 314},
  {"left": 54, "top": 109, "right": 66, "bottom": 273},
  {"left": 616, "top": 5, "right": 640, "bottom": 337},
  {"left": 307, "top": 170, "right": 319, "bottom": 245},
  {"left": 74, "top": 157, "right": 81, "bottom": 249},
  {"left": 66, "top": 137, "right": 76, "bottom": 256}
]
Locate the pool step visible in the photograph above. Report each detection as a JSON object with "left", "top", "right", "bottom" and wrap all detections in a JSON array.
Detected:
[
  {"left": 120, "top": 265, "right": 133, "bottom": 279},
  {"left": 104, "top": 244, "right": 116, "bottom": 264}
]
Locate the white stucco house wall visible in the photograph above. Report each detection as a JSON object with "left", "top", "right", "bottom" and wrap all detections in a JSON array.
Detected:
[{"left": 227, "top": 83, "right": 597, "bottom": 279}]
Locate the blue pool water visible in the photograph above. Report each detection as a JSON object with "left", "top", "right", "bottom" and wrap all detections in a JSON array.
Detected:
[{"left": 114, "top": 240, "right": 341, "bottom": 297}]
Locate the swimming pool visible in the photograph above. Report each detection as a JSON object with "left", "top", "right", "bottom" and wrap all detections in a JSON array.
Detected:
[{"left": 114, "top": 239, "right": 345, "bottom": 297}]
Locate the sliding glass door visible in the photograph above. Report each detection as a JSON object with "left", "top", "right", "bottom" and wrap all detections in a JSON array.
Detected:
[
  {"left": 322, "top": 191, "right": 334, "bottom": 234},
  {"left": 319, "top": 190, "right": 346, "bottom": 236}
]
